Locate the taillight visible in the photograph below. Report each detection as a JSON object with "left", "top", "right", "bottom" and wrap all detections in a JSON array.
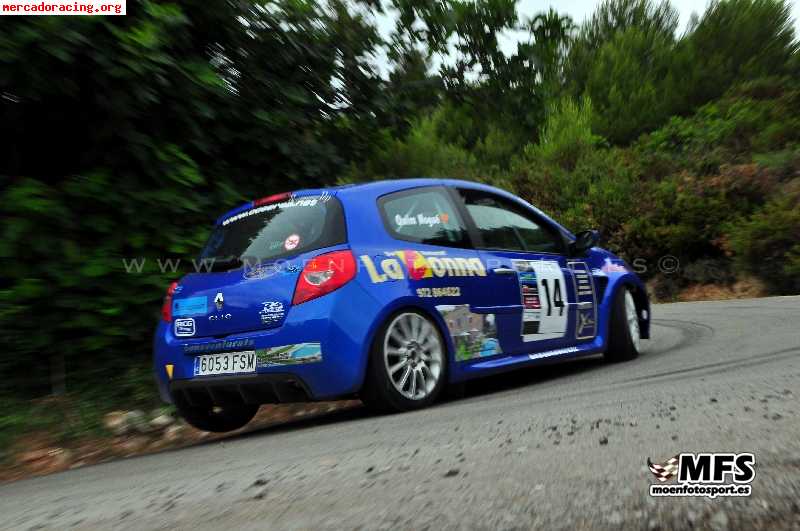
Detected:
[
  {"left": 161, "top": 281, "right": 178, "bottom": 322},
  {"left": 293, "top": 250, "right": 356, "bottom": 305}
]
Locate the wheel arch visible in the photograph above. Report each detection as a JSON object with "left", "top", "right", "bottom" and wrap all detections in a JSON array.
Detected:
[
  {"left": 604, "top": 275, "right": 650, "bottom": 341},
  {"left": 357, "top": 301, "right": 456, "bottom": 392}
]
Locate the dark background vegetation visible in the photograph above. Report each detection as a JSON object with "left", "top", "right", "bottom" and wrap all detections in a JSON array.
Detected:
[{"left": 1, "top": 0, "right": 798, "bottom": 453}]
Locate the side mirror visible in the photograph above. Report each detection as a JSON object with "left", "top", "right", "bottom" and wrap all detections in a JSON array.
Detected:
[{"left": 569, "top": 229, "right": 600, "bottom": 256}]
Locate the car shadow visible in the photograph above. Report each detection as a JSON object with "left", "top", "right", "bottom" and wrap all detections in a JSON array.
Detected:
[
  {"left": 452, "top": 354, "right": 608, "bottom": 402},
  {"left": 225, "top": 354, "right": 610, "bottom": 444},
  {"left": 232, "top": 403, "right": 371, "bottom": 442}
]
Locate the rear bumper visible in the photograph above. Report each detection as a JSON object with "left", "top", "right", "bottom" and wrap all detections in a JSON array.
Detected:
[
  {"left": 171, "top": 373, "right": 314, "bottom": 406},
  {"left": 153, "top": 281, "right": 382, "bottom": 404}
]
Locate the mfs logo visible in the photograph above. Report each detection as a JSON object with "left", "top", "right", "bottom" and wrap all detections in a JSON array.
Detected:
[{"left": 648, "top": 453, "right": 755, "bottom": 498}]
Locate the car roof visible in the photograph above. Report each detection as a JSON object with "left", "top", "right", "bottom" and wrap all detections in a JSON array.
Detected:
[
  {"left": 333, "top": 178, "right": 572, "bottom": 239},
  {"left": 215, "top": 178, "right": 573, "bottom": 239},
  {"left": 216, "top": 178, "right": 453, "bottom": 225}
]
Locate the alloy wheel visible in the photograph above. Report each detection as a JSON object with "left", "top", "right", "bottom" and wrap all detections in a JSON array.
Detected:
[
  {"left": 625, "top": 291, "right": 641, "bottom": 351},
  {"left": 383, "top": 313, "right": 443, "bottom": 400}
]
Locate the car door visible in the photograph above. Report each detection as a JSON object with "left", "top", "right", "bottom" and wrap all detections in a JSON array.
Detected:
[
  {"left": 370, "top": 186, "right": 504, "bottom": 362},
  {"left": 454, "top": 187, "right": 591, "bottom": 356}
]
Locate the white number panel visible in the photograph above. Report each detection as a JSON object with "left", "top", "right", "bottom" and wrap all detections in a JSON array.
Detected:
[{"left": 511, "top": 259, "right": 568, "bottom": 342}]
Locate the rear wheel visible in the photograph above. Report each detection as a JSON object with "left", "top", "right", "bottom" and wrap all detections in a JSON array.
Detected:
[
  {"left": 173, "top": 393, "right": 259, "bottom": 433},
  {"left": 605, "top": 286, "right": 641, "bottom": 362},
  {"left": 361, "top": 311, "right": 447, "bottom": 413}
]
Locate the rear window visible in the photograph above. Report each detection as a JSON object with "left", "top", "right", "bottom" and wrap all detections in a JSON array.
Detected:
[
  {"left": 379, "top": 187, "right": 469, "bottom": 247},
  {"left": 201, "top": 195, "right": 346, "bottom": 263}
]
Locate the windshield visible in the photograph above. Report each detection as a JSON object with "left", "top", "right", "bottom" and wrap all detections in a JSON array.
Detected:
[{"left": 200, "top": 195, "right": 346, "bottom": 264}]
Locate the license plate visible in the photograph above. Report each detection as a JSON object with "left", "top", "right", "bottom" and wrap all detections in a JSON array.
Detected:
[{"left": 194, "top": 351, "right": 257, "bottom": 377}]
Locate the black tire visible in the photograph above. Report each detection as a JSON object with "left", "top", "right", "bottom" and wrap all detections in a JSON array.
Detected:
[
  {"left": 604, "top": 286, "right": 641, "bottom": 362},
  {"left": 361, "top": 310, "right": 448, "bottom": 413},
  {"left": 173, "top": 393, "right": 259, "bottom": 433}
]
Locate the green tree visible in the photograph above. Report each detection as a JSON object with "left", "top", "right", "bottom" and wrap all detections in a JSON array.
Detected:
[
  {"left": 344, "top": 107, "right": 480, "bottom": 182},
  {"left": 683, "top": 0, "right": 798, "bottom": 109},
  {"left": 525, "top": 9, "right": 576, "bottom": 100},
  {"left": 381, "top": 43, "right": 443, "bottom": 135},
  {"left": 391, "top": 0, "right": 574, "bottom": 150},
  {"left": 567, "top": 0, "right": 679, "bottom": 97},
  {"left": 0, "top": 0, "right": 385, "bottom": 404},
  {"left": 585, "top": 27, "right": 676, "bottom": 143},
  {"left": 525, "top": 96, "right": 603, "bottom": 170}
]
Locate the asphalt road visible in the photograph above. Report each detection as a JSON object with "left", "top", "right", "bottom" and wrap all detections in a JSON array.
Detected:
[{"left": 2, "top": 296, "right": 799, "bottom": 530}]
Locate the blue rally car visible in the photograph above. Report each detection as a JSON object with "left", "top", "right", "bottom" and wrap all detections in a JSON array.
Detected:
[{"left": 154, "top": 179, "right": 650, "bottom": 432}]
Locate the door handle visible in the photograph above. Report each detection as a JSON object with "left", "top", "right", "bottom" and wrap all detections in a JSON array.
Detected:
[{"left": 491, "top": 267, "right": 516, "bottom": 275}]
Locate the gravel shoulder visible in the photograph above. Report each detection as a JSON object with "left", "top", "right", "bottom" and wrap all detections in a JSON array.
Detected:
[{"left": 2, "top": 296, "right": 799, "bottom": 530}]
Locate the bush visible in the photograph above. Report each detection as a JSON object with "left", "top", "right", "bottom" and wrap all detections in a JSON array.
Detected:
[
  {"left": 513, "top": 143, "right": 639, "bottom": 247},
  {"left": 636, "top": 77, "right": 800, "bottom": 175},
  {"left": 344, "top": 109, "right": 482, "bottom": 183},
  {"left": 0, "top": 169, "right": 241, "bottom": 400},
  {"left": 726, "top": 182, "right": 800, "bottom": 293},
  {"left": 525, "top": 96, "right": 603, "bottom": 170}
]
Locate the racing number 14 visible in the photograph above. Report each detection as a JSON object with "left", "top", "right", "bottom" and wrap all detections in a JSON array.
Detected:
[{"left": 540, "top": 278, "right": 565, "bottom": 317}]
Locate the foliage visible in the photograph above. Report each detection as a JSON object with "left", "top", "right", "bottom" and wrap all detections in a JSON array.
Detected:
[
  {"left": 636, "top": 77, "right": 800, "bottom": 175},
  {"left": 513, "top": 146, "right": 640, "bottom": 246},
  {"left": 0, "top": 0, "right": 384, "bottom": 403},
  {"left": 567, "top": 0, "right": 797, "bottom": 145},
  {"left": 344, "top": 110, "right": 481, "bottom": 182},
  {"left": 726, "top": 184, "right": 800, "bottom": 293},
  {"left": 508, "top": 76, "right": 799, "bottom": 294},
  {"left": 567, "top": 0, "right": 679, "bottom": 98},
  {"left": 524, "top": 9, "right": 576, "bottom": 100},
  {"left": 525, "top": 96, "right": 603, "bottom": 170},
  {"left": 392, "top": 0, "right": 575, "bottom": 149},
  {"left": 585, "top": 27, "right": 677, "bottom": 143},
  {"left": 683, "top": 0, "right": 798, "bottom": 108},
  {"left": 380, "top": 45, "right": 443, "bottom": 136}
]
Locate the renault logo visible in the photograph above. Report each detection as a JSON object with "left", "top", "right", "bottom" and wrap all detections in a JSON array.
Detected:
[{"left": 214, "top": 292, "right": 224, "bottom": 311}]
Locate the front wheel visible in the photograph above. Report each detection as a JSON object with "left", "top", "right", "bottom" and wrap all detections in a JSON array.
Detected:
[
  {"left": 361, "top": 311, "right": 448, "bottom": 413},
  {"left": 173, "top": 393, "right": 259, "bottom": 433},
  {"left": 604, "top": 286, "right": 641, "bottom": 362}
]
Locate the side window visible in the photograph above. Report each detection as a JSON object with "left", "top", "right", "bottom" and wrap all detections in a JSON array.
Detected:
[
  {"left": 379, "top": 187, "right": 469, "bottom": 247},
  {"left": 459, "top": 189, "right": 562, "bottom": 254}
]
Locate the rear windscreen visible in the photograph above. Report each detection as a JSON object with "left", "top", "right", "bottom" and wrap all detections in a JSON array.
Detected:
[{"left": 201, "top": 195, "right": 346, "bottom": 263}]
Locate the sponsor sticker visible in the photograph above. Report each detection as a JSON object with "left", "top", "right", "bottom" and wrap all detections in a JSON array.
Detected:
[
  {"left": 256, "top": 342, "right": 322, "bottom": 367},
  {"left": 528, "top": 346, "right": 578, "bottom": 360},
  {"left": 174, "top": 318, "right": 196, "bottom": 337},
  {"left": 436, "top": 304, "right": 502, "bottom": 361},
  {"left": 221, "top": 196, "right": 320, "bottom": 226},
  {"left": 284, "top": 234, "right": 300, "bottom": 251},
  {"left": 601, "top": 257, "right": 627, "bottom": 273},
  {"left": 172, "top": 296, "right": 207, "bottom": 317},
  {"left": 360, "top": 250, "right": 486, "bottom": 284},
  {"left": 259, "top": 301, "right": 285, "bottom": 325},
  {"left": 182, "top": 338, "right": 255, "bottom": 354}
]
